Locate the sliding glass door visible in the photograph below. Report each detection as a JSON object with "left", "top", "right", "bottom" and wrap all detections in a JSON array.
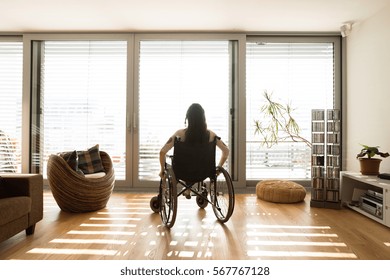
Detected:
[
  {"left": 30, "top": 38, "right": 128, "bottom": 182},
  {"left": 27, "top": 34, "right": 243, "bottom": 189},
  {"left": 135, "top": 36, "right": 240, "bottom": 186},
  {"left": 246, "top": 37, "right": 340, "bottom": 180},
  {"left": 0, "top": 39, "right": 23, "bottom": 173}
]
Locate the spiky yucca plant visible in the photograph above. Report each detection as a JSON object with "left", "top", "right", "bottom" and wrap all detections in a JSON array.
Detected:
[{"left": 254, "top": 91, "right": 311, "bottom": 148}]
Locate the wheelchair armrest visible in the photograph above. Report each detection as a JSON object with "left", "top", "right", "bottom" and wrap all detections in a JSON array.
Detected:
[
  {"left": 162, "top": 154, "right": 173, "bottom": 169},
  {"left": 166, "top": 155, "right": 173, "bottom": 159}
]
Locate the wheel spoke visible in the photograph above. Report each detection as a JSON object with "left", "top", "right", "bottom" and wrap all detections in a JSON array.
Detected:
[
  {"left": 210, "top": 167, "right": 234, "bottom": 223},
  {"left": 159, "top": 168, "right": 177, "bottom": 228}
]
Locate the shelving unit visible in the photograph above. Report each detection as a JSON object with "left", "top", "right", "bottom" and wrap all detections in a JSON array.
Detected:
[
  {"left": 325, "top": 109, "right": 341, "bottom": 208},
  {"left": 340, "top": 171, "right": 390, "bottom": 228},
  {"left": 310, "top": 109, "right": 341, "bottom": 208},
  {"left": 310, "top": 109, "right": 325, "bottom": 207}
]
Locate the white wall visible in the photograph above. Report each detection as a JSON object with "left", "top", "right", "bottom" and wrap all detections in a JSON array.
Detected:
[{"left": 345, "top": 4, "right": 390, "bottom": 173}]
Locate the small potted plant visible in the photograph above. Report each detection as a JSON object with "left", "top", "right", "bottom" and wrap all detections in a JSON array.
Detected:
[{"left": 356, "top": 144, "right": 389, "bottom": 175}]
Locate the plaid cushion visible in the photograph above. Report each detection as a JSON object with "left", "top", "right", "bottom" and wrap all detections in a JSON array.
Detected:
[
  {"left": 78, "top": 144, "right": 105, "bottom": 174},
  {"left": 60, "top": 150, "right": 78, "bottom": 170},
  {"left": 59, "top": 150, "right": 84, "bottom": 176}
]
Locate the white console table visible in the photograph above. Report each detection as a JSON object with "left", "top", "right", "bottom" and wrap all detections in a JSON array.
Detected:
[{"left": 340, "top": 171, "right": 390, "bottom": 228}]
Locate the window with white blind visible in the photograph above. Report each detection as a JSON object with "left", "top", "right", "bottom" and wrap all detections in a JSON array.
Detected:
[
  {"left": 137, "top": 40, "right": 233, "bottom": 181},
  {"left": 32, "top": 41, "right": 127, "bottom": 179},
  {"left": 246, "top": 38, "right": 338, "bottom": 179},
  {"left": 0, "top": 41, "right": 23, "bottom": 173}
]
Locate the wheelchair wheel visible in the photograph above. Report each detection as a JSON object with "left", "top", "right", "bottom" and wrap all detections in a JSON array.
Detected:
[
  {"left": 210, "top": 166, "right": 234, "bottom": 223},
  {"left": 196, "top": 190, "right": 208, "bottom": 209},
  {"left": 159, "top": 168, "right": 177, "bottom": 228},
  {"left": 150, "top": 195, "right": 159, "bottom": 213}
]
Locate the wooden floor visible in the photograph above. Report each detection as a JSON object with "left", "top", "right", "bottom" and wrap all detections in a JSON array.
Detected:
[{"left": 1, "top": 190, "right": 390, "bottom": 260}]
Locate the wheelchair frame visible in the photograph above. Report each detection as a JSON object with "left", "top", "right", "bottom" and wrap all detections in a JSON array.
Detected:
[{"left": 150, "top": 155, "right": 235, "bottom": 228}]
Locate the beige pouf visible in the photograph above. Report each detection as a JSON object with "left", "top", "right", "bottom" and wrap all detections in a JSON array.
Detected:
[{"left": 256, "top": 180, "right": 306, "bottom": 203}]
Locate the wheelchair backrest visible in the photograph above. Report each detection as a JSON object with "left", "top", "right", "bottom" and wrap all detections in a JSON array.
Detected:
[{"left": 172, "top": 137, "right": 216, "bottom": 182}]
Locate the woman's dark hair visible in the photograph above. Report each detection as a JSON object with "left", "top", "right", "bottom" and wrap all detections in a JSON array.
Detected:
[{"left": 185, "top": 103, "right": 208, "bottom": 144}]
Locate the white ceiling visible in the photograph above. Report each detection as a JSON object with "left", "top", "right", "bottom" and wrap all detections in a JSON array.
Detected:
[{"left": 1, "top": 0, "right": 390, "bottom": 33}]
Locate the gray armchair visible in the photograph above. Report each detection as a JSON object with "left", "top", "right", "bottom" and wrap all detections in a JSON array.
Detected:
[{"left": 0, "top": 174, "right": 43, "bottom": 243}]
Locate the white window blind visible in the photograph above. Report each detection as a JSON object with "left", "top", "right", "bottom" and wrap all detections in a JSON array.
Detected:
[
  {"left": 0, "top": 41, "right": 23, "bottom": 173},
  {"left": 138, "top": 41, "right": 231, "bottom": 180},
  {"left": 246, "top": 41, "right": 335, "bottom": 179},
  {"left": 40, "top": 41, "right": 127, "bottom": 179}
]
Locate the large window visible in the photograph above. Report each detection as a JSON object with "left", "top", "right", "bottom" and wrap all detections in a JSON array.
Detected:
[
  {"left": 246, "top": 38, "right": 338, "bottom": 179},
  {"left": 137, "top": 40, "right": 234, "bottom": 181},
  {"left": 31, "top": 40, "right": 127, "bottom": 179},
  {"left": 3, "top": 34, "right": 340, "bottom": 188},
  {"left": 0, "top": 40, "right": 23, "bottom": 173}
]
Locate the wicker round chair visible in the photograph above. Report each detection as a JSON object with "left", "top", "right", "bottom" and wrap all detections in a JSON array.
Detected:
[{"left": 47, "top": 151, "right": 115, "bottom": 212}]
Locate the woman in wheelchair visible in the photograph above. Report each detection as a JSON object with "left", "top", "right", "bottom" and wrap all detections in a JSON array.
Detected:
[
  {"left": 159, "top": 103, "right": 229, "bottom": 181},
  {"left": 151, "top": 103, "right": 234, "bottom": 228}
]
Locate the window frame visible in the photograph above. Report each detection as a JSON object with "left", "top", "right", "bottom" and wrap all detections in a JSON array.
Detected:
[{"left": 245, "top": 35, "right": 341, "bottom": 187}]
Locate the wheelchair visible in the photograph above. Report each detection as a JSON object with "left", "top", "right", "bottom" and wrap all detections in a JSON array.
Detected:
[{"left": 150, "top": 137, "right": 235, "bottom": 228}]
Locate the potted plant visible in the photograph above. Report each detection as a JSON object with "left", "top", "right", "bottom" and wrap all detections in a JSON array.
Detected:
[{"left": 356, "top": 144, "right": 389, "bottom": 175}]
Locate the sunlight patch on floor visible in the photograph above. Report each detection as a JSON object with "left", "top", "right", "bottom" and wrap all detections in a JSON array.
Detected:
[
  {"left": 246, "top": 231, "right": 338, "bottom": 237},
  {"left": 246, "top": 240, "right": 347, "bottom": 247},
  {"left": 247, "top": 250, "right": 357, "bottom": 258},
  {"left": 247, "top": 224, "right": 331, "bottom": 229},
  {"left": 49, "top": 239, "right": 127, "bottom": 245},
  {"left": 96, "top": 211, "right": 150, "bottom": 215},
  {"left": 89, "top": 217, "right": 141, "bottom": 221},
  {"left": 80, "top": 223, "right": 137, "bottom": 228},
  {"left": 67, "top": 230, "right": 135, "bottom": 236},
  {"left": 27, "top": 248, "right": 118, "bottom": 255},
  {"left": 245, "top": 223, "right": 356, "bottom": 259},
  {"left": 106, "top": 206, "right": 151, "bottom": 210},
  {"left": 184, "top": 241, "right": 198, "bottom": 247}
]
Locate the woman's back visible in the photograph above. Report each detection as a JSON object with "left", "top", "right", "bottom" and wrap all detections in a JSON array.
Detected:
[{"left": 159, "top": 103, "right": 229, "bottom": 178}]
